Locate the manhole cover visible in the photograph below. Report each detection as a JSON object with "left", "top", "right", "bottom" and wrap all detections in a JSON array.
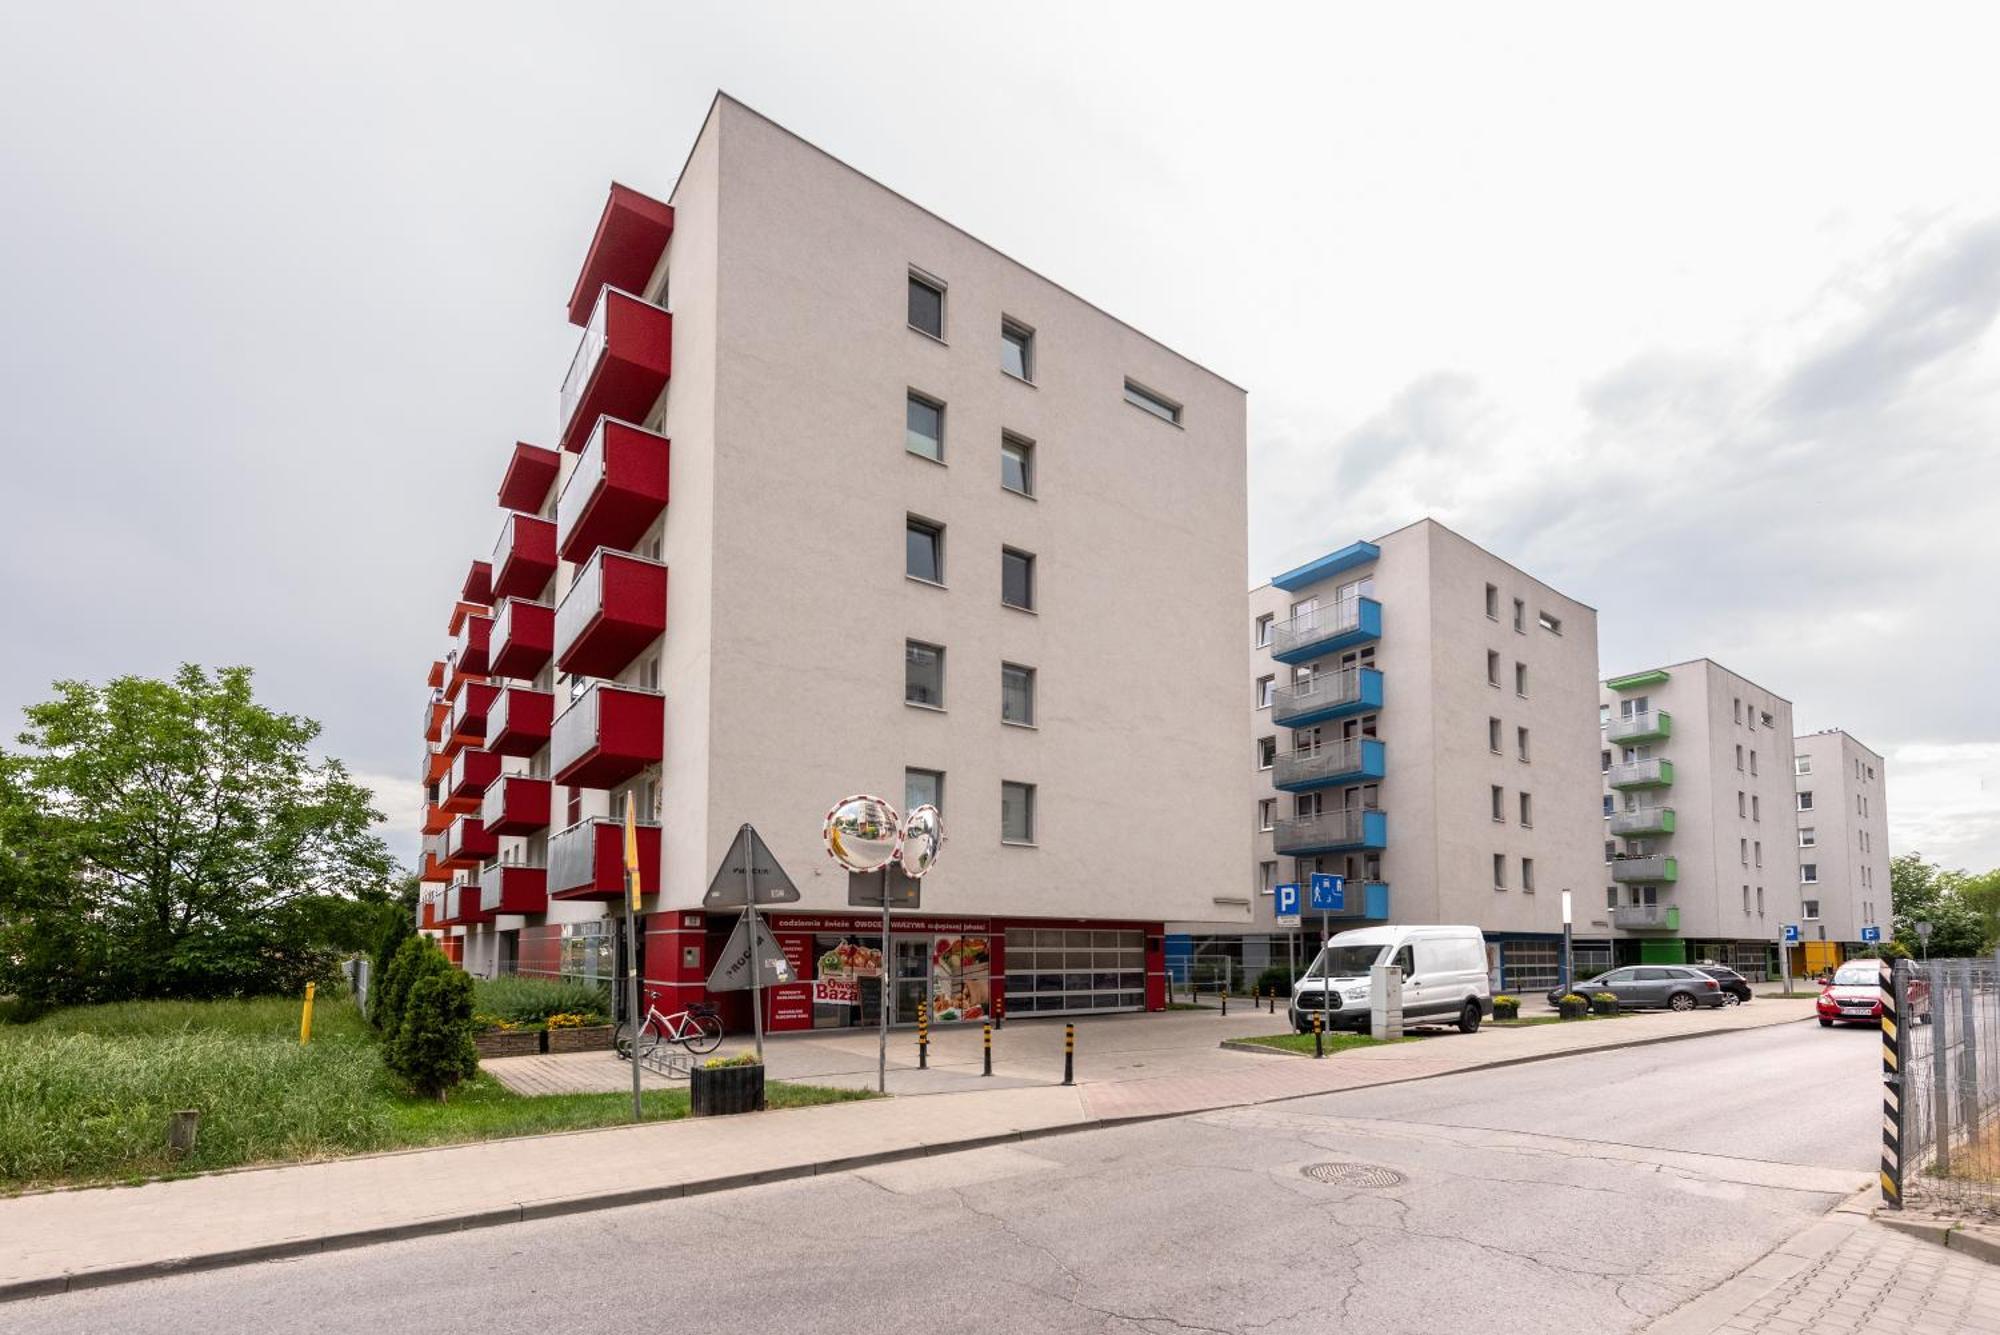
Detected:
[{"left": 1301, "top": 1162, "right": 1405, "bottom": 1188}]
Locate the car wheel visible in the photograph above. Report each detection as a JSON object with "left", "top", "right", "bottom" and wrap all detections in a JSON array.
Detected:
[
  {"left": 1721, "top": 992, "right": 1742, "bottom": 1007},
  {"left": 1818, "top": 1017, "right": 1834, "bottom": 1028},
  {"left": 1667, "top": 991, "right": 1697, "bottom": 1013},
  {"left": 1458, "top": 1001, "right": 1482, "bottom": 1034}
]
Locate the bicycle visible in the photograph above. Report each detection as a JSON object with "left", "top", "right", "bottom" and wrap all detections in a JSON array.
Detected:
[{"left": 616, "top": 1000, "right": 724, "bottom": 1058}]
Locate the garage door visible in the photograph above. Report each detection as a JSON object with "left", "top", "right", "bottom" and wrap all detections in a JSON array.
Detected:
[{"left": 1003, "top": 929, "right": 1145, "bottom": 1015}]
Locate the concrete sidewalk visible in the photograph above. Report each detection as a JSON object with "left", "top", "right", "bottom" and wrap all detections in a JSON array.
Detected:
[{"left": 0, "top": 997, "right": 1816, "bottom": 1302}]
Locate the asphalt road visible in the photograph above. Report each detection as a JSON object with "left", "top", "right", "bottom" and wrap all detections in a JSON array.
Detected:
[{"left": 14, "top": 1019, "right": 1879, "bottom": 1335}]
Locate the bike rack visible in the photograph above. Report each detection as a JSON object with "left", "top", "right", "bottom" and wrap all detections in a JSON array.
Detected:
[{"left": 632, "top": 1048, "right": 693, "bottom": 1081}]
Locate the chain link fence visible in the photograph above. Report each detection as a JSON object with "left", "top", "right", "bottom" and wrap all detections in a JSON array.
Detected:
[{"left": 1901, "top": 957, "right": 2000, "bottom": 1215}]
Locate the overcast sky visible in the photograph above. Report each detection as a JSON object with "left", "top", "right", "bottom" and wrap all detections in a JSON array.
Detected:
[{"left": 3, "top": 3, "right": 1996, "bottom": 876}]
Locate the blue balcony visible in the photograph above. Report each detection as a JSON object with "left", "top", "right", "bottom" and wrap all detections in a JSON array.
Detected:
[
  {"left": 1273, "top": 807, "right": 1387, "bottom": 856},
  {"left": 1271, "top": 666, "right": 1383, "bottom": 729},
  {"left": 1271, "top": 540, "right": 1379, "bottom": 592},
  {"left": 1270, "top": 597, "right": 1382, "bottom": 665},
  {"left": 1272, "top": 737, "right": 1386, "bottom": 793},
  {"left": 1339, "top": 881, "right": 1391, "bottom": 922}
]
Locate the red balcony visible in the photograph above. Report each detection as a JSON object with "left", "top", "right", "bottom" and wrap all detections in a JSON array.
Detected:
[
  {"left": 419, "top": 836, "right": 452, "bottom": 883},
  {"left": 422, "top": 696, "right": 447, "bottom": 744},
  {"left": 454, "top": 612, "right": 493, "bottom": 679},
  {"left": 498, "top": 441, "right": 561, "bottom": 514},
  {"left": 554, "top": 550, "right": 667, "bottom": 679},
  {"left": 490, "top": 598, "right": 555, "bottom": 681},
  {"left": 446, "top": 881, "right": 494, "bottom": 927},
  {"left": 566, "top": 184, "right": 675, "bottom": 327},
  {"left": 479, "top": 863, "right": 549, "bottom": 916},
  {"left": 426, "top": 659, "right": 445, "bottom": 691},
  {"left": 481, "top": 774, "right": 551, "bottom": 836},
  {"left": 551, "top": 682, "right": 664, "bottom": 789},
  {"left": 421, "top": 802, "right": 453, "bottom": 836},
  {"left": 548, "top": 816, "right": 661, "bottom": 901},
  {"left": 487, "top": 685, "right": 554, "bottom": 757},
  {"left": 462, "top": 559, "right": 493, "bottom": 606},
  {"left": 444, "top": 813, "right": 499, "bottom": 869},
  {"left": 556, "top": 419, "right": 671, "bottom": 563},
  {"left": 420, "top": 890, "right": 442, "bottom": 928},
  {"left": 444, "top": 747, "right": 502, "bottom": 814},
  {"left": 492, "top": 512, "right": 558, "bottom": 601},
  {"left": 558, "top": 289, "right": 673, "bottom": 452},
  {"left": 423, "top": 746, "right": 452, "bottom": 786},
  {"left": 448, "top": 600, "right": 488, "bottom": 637},
  {"left": 447, "top": 681, "right": 499, "bottom": 751}
]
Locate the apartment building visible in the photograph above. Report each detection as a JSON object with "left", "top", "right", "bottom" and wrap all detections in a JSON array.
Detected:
[
  {"left": 416, "top": 94, "right": 1248, "bottom": 1032},
  {"left": 1596, "top": 659, "right": 1799, "bottom": 976},
  {"left": 1170, "top": 519, "right": 1602, "bottom": 993},
  {"left": 1790, "top": 729, "right": 1891, "bottom": 970}
]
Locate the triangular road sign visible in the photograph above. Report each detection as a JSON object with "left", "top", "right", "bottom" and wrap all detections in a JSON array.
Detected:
[
  {"left": 703, "top": 824, "right": 801, "bottom": 907},
  {"left": 706, "top": 913, "right": 794, "bottom": 993}
]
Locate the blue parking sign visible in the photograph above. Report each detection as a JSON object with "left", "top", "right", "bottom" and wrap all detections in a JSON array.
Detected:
[
  {"left": 1861, "top": 925, "right": 1881, "bottom": 943},
  {"left": 1783, "top": 923, "right": 1801, "bottom": 944},
  {"left": 1309, "top": 873, "right": 1345, "bottom": 912},
  {"left": 1274, "top": 883, "right": 1301, "bottom": 919}
]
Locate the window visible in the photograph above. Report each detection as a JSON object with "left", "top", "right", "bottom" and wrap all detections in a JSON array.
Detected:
[
  {"left": 1800, "top": 861, "right": 1821, "bottom": 885},
  {"left": 1743, "top": 885, "right": 1751, "bottom": 915},
  {"left": 1487, "top": 650, "right": 1501, "bottom": 687},
  {"left": 1512, "top": 598, "right": 1526, "bottom": 633},
  {"left": 1001, "top": 547, "right": 1035, "bottom": 610},
  {"left": 1749, "top": 751, "right": 1758, "bottom": 776},
  {"left": 1605, "top": 840, "right": 1617, "bottom": 863},
  {"left": 1733, "top": 697, "right": 1742, "bottom": 724},
  {"left": 1515, "top": 662, "right": 1528, "bottom": 696},
  {"left": 1602, "top": 794, "right": 1614, "bottom": 817},
  {"left": 1485, "top": 584, "right": 1499, "bottom": 620},
  {"left": 1257, "top": 676, "right": 1275, "bottom": 709},
  {"left": 1599, "top": 703, "right": 1610, "bottom": 730},
  {"left": 906, "top": 392, "right": 944, "bottom": 461},
  {"left": 1737, "top": 791, "right": 1746, "bottom": 818},
  {"left": 1797, "top": 791, "right": 1814, "bottom": 812},
  {"left": 907, "top": 272, "right": 943, "bottom": 338},
  {"left": 1258, "top": 799, "right": 1275, "bottom": 831},
  {"left": 1867, "top": 764, "right": 1875, "bottom": 780},
  {"left": 1123, "top": 379, "right": 1181, "bottom": 424},
  {"left": 1489, "top": 717, "right": 1503, "bottom": 753},
  {"left": 1000, "top": 319, "right": 1034, "bottom": 381},
  {"left": 1537, "top": 611, "right": 1561, "bottom": 634},
  {"left": 1257, "top": 735, "right": 1276, "bottom": 769},
  {"left": 1001, "top": 432, "right": 1034, "bottom": 496},
  {"left": 906, "top": 516, "right": 944, "bottom": 583},
  {"left": 1254, "top": 614, "right": 1274, "bottom": 647},
  {"left": 1760, "top": 710, "right": 1774, "bottom": 728},
  {"left": 1001, "top": 781, "right": 1036, "bottom": 844},
  {"left": 1802, "top": 898, "right": 1821, "bottom": 920},
  {"left": 1795, "top": 755, "right": 1812, "bottom": 776},
  {"left": 1493, "top": 853, "right": 1506, "bottom": 889},
  {"left": 1601, "top": 749, "right": 1612, "bottom": 773},
  {"left": 1491, "top": 785, "right": 1505, "bottom": 822},
  {"left": 1735, "top": 744, "right": 1744, "bottom": 771},
  {"left": 1756, "top": 886, "right": 1765, "bottom": 915},
  {"left": 905, "top": 767, "right": 944, "bottom": 814},
  {"left": 1746, "top": 708, "right": 1756, "bottom": 732},
  {"left": 1754, "top": 841, "right": 1762, "bottom": 868},
  {"left": 1752, "top": 795, "right": 1760, "bottom": 821},
  {"left": 904, "top": 640, "right": 944, "bottom": 708},
  {"left": 1521, "top": 857, "right": 1535, "bottom": 892},
  {"left": 1740, "top": 837, "right": 1749, "bottom": 866},
  {"left": 1516, "top": 726, "right": 1530, "bottom": 762},
  {"left": 1259, "top": 861, "right": 1277, "bottom": 893},
  {"left": 1519, "top": 792, "right": 1533, "bottom": 827},
  {"left": 1001, "top": 663, "right": 1036, "bottom": 726}
]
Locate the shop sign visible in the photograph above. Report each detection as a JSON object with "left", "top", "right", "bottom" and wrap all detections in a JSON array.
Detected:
[
  {"left": 813, "top": 977, "right": 861, "bottom": 1007},
  {"left": 766, "top": 914, "right": 992, "bottom": 934}
]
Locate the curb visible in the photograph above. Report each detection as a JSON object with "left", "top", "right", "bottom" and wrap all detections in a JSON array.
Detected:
[
  {"left": 1876, "top": 1210, "right": 2000, "bottom": 1267},
  {"left": 2, "top": 1011, "right": 1809, "bottom": 1305}
]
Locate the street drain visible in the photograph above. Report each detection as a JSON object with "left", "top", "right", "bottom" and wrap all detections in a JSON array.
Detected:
[{"left": 1301, "top": 1162, "right": 1405, "bottom": 1188}]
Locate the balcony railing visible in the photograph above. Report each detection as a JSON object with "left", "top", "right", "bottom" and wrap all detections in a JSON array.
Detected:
[
  {"left": 497, "top": 441, "right": 562, "bottom": 514},
  {"left": 491, "top": 512, "right": 558, "bottom": 602},
  {"left": 481, "top": 774, "right": 552, "bottom": 837},
  {"left": 1608, "top": 710, "right": 1672, "bottom": 745},
  {"left": 549, "top": 816, "right": 662, "bottom": 901},
  {"left": 445, "top": 747, "right": 501, "bottom": 813},
  {"left": 557, "top": 287, "right": 674, "bottom": 452},
  {"left": 461, "top": 559, "right": 493, "bottom": 607},
  {"left": 1271, "top": 666, "right": 1383, "bottom": 728},
  {"left": 1610, "top": 854, "right": 1678, "bottom": 884},
  {"left": 552, "top": 681, "right": 665, "bottom": 789},
  {"left": 444, "top": 813, "right": 499, "bottom": 869},
  {"left": 454, "top": 612, "right": 493, "bottom": 679},
  {"left": 555, "top": 548, "right": 668, "bottom": 679},
  {"left": 1272, "top": 806, "right": 1387, "bottom": 855},
  {"left": 1272, "top": 737, "right": 1386, "bottom": 792},
  {"left": 446, "top": 880, "right": 493, "bottom": 926},
  {"left": 1269, "top": 596, "right": 1382, "bottom": 665},
  {"left": 490, "top": 598, "right": 555, "bottom": 682},
  {"left": 565, "top": 184, "right": 675, "bottom": 326},
  {"left": 1608, "top": 758, "right": 1674, "bottom": 790},
  {"left": 475, "top": 862, "right": 550, "bottom": 917},
  {"left": 557, "top": 417, "right": 671, "bottom": 563},
  {"left": 1609, "top": 806, "right": 1676, "bottom": 837},
  {"left": 447, "top": 681, "right": 498, "bottom": 750},
  {"left": 487, "top": 685, "right": 554, "bottom": 757},
  {"left": 1609, "top": 903, "right": 1680, "bottom": 932}
]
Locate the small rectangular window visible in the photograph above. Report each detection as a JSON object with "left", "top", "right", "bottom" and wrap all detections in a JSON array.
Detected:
[
  {"left": 905, "top": 767, "right": 944, "bottom": 814},
  {"left": 1001, "top": 547, "right": 1035, "bottom": 610},
  {"left": 1516, "top": 726, "right": 1530, "bottom": 761},
  {"left": 1514, "top": 662, "right": 1528, "bottom": 696},
  {"left": 1001, "top": 781, "right": 1036, "bottom": 844},
  {"left": 1752, "top": 795, "right": 1760, "bottom": 821},
  {"left": 1257, "top": 675, "right": 1275, "bottom": 709},
  {"left": 1254, "top": 614, "right": 1274, "bottom": 647},
  {"left": 1489, "top": 717, "right": 1503, "bottom": 753},
  {"left": 1733, "top": 697, "right": 1742, "bottom": 724},
  {"left": 1123, "top": 379, "right": 1181, "bottom": 424},
  {"left": 1519, "top": 792, "right": 1533, "bottom": 827},
  {"left": 906, "top": 392, "right": 944, "bottom": 461},
  {"left": 1603, "top": 794, "right": 1614, "bottom": 816},
  {"left": 1257, "top": 735, "right": 1276, "bottom": 769},
  {"left": 907, "top": 272, "right": 944, "bottom": 338},
  {"left": 1601, "top": 749, "right": 1611, "bottom": 773},
  {"left": 1795, "top": 755, "right": 1812, "bottom": 776},
  {"left": 1737, "top": 791, "right": 1746, "bottom": 817},
  {"left": 906, "top": 516, "right": 944, "bottom": 584},
  {"left": 1258, "top": 799, "right": 1275, "bottom": 831},
  {"left": 1537, "top": 611, "right": 1561, "bottom": 634},
  {"left": 1800, "top": 826, "right": 1818, "bottom": 848},
  {"left": 1001, "top": 663, "right": 1035, "bottom": 726},
  {"left": 1493, "top": 853, "right": 1506, "bottom": 889},
  {"left": 1487, "top": 650, "right": 1501, "bottom": 687},
  {"left": 1521, "top": 857, "right": 1535, "bottom": 891},
  {"left": 1000, "top": 432, "right": 1034, "bottom": 496},
  {"left": 1802, "top": 898, "right": 1821, "bottom": 920},
  {"left": 1490, "top": 785, "right": 1505, "bottom": 821},
  {"left": 1485, "top": 584, "right": 1499, "bottom": 620},
  {"left": 1512, "top": 598, "right": 1525, "bottom": 633},
  {"left": 1754, "top": 840, "right": 1762, "bottom": 868},
  {"left": 1735, "top": 744, "right": 1744, "bottom": 771},
  {"left": 1743, "top": 885, "right": 1751, "bottom": 915},
  {"left": 1605, "top": 840, "right": 1616, "bottom": 863},
  {"left": 1801, "top": 863, "right": 1818, "bottom": 884},
  {"left": 1000, "top": 319, "right": 1034, "bottom": 381},
  {"left": 1797, "top": 791, "right": 1814, "bottom": 811},
  {"left": 1749, "top": 751, "right": 1758, "bottom": 776},
  {"left": 904, "top": 640, "right": 944, "bottom": 708},
  {"left": 1756, "top": 887, "right": 1765, "bottom": 915}
]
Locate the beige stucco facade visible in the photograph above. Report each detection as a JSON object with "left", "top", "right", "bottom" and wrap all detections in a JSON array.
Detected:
[{"left": 1791, "top": 730, "right": 1891, "bottom": 946}]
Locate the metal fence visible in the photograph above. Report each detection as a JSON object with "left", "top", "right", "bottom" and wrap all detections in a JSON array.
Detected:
[{"left": 1899, "top": 957, "right": 2000, "bottom": 1215}]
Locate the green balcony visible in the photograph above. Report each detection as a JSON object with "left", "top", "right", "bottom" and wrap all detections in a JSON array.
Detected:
[
  {"left": 1608, "top": 806, "right": 1675, "bottom": 837},
  {"left": 1609, "top": 758, "right": 1674, "bottom": 790},
  {"left": 1610, "top": 904, "right": 1679, "bottom": 932},
  {"left": 1611, "top": 854, "right": 1678, "bottom": 884},
  {"left": 1608, "top": 709, "right": 1672, "bottom": 746}
]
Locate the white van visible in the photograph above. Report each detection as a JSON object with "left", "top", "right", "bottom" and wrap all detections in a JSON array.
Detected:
[{"left": 1289, "top": 925, "right": 1491, "bottom": 1034}]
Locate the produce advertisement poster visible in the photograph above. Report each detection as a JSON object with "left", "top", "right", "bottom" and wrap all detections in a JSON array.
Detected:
[
  {"left": 813, "top": 977, "right": 860, "bottom": 1007},
  {"left": 815, "top": 940, "right": 884, "bottom": 979},
  {"left": 929, "top": 934, "right": 991, "bottom": 1023}
]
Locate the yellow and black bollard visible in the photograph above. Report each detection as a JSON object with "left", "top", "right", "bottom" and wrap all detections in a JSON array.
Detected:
[
  {"left": 918, "top": 1001, "right": 929, "bottom": 1070},
  {"left": 1062, "top": 1022, "right": 1075, "bottom": 1086},
  {"left": 994, "top": 994, "right": 1006, "bottom": 1031},
  {"left": 982, "top": 1022, "right": 993, "bottom": 1077},
  {"left": 1267, "top": 987, "right": 1275, "bottom": 1015},
  {"left": 1313, "top": 1009, "right": 1324, "bottom": 1059},
  {"left": 1221, "top": 986, "right": 1228, "bottom": 1017}
]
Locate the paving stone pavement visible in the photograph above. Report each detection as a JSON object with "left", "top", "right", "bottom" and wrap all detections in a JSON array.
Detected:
[{"left": 1712, "top": 1222, "right": 2000, "bottom": 1334}]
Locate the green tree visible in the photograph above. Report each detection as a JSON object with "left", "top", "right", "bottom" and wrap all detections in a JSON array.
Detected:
[
  {"left": 390, "top": 960, "right": 478, "bottom": 1100},
  {"left": 0, "top": 665, "right": 396, "bottom": 1005},
  {"left": 373, "top": 933, "right": 428, "bottom": 1038},
  {"left": 1890, "top": 851, "right": 1990, "bottom": 958}
]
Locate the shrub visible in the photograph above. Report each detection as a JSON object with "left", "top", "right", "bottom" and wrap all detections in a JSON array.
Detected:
[
  {"left": 704, "top": 1052, "right": 759, "bottom": 1069},
  {"left": 470, "top": 975, "right": 611, "bottom": 1028},
  {"left": 1253, "top": 965, "right": 1295, "bottom": 999},
  {"left": 389, "top": 968, "right": 478, "bottom": 1100},
  {"left": 368, "top": 911, "right": 415, "bottom": 1029},
  {"left": 373, "top": 935, "right": 432, "bottom": 1039},
  {"left": 1492, "top": 995, "right": 1520, "bottom": 1020}
]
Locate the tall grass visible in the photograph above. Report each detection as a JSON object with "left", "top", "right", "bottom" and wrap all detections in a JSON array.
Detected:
[{"left": 470, "top": 975, "right": 610, "bottom": 1026}]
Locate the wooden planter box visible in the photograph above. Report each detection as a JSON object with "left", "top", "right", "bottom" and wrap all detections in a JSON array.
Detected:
[
  {"left": 1557, "top": 998, "right": 1589, "bottom": 1020},
  {"left": 1589, "top": 995, "right": 1621, "bottom": 1016},
  {"left": 691, "top": 1063, "right": 766, "bottom": 1117},
  {"left": 474, "top": 1029, "right": 545, "bottom": 1059},
  {"left": 546, "top": 1023, "right": 615, "bottom": 1054}
]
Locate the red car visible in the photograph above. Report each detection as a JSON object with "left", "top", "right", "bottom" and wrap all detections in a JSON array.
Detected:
[{"left": 1816, "top": 960, "right": 1931, "bottom": 1027}]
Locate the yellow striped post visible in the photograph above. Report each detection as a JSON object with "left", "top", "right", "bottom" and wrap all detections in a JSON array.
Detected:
[
  {"left": 982, "top": 1022, "right": 992, "bottom": 1078},
  {"left": 917, "top": 1001, "right": 929, "bottom": 1070},
  {"left": 1881, "top": 957, "right": 1903, "bottom": 1209},
  {"left": 1062, "top": 1022, "right": 1075, "bottom": 1086},
  {"left": 1313, "top": 1008, "right": 1324, "bottom": 1059}
]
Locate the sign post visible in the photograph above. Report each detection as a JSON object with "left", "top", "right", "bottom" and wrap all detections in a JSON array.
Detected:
[
  {"left": 1274, "top": 882, "right": 1301, "bottom": 994},
  {"left": 1309, "top": 874, "right": 1345, "bottom": 970},
  {"left": 1782, "top": 922, "right": 1800, "bottom": 995},
  {"left": 703, "top": 822, "right": 803, "bottom": 1067},
  {"left": 1559, "top": 889, "right": 1574, "bottom": 997},
  {"left": 622, "top": 794, "right": 644, "bottom": 1120},
  {"left": 849, "top": 865, "right": 921, "bottom": 1095},
  {"left": 824, "top": 796, "right": 942, "bottom": 1096}
]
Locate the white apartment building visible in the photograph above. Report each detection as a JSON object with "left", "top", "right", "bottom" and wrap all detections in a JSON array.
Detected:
[
  {"left": 419, "top": 94, "right": 1248, "bottom": 1032},
  {"left": 1597, "top": 659, "right": 1800, "bottom": 977},
  {"left": 1791, "top": 729, "right": 1891, "bottom": 966},
  {"left": 1170, "top": 519, "right": 1602, "bottom": 994}
]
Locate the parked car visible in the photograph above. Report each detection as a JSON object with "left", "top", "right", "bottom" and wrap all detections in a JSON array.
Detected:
[
  {"left": 1694, "top": 965, "right": 1753, "bottom": 1006},
  {"left": 1544, "top": 965, "right": 1726, "bottom": 1012},
  {"left": 1290, "top": 924, "right": 1491, "bottom": 1034},
  {"left": 1817, "top": 960, "right": 1932, "bottom": 1028}
]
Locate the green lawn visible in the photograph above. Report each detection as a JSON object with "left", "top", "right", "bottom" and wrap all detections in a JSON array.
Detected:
[
  {"left": 0, "top": 996, "right": 874, "bottom": 1192},
  {"left": 1233, "top": 1032, "right": 1408, "bottom": 1056},
  {"left": 1491, "top": 1012, "right": 1630, "bottom": 1026}
]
